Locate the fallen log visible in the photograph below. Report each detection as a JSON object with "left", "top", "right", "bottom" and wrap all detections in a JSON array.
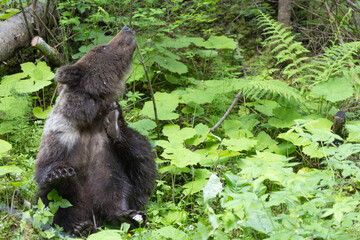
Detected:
[{"left": 0, "top": 2, "right": 48, "bottom": 62}]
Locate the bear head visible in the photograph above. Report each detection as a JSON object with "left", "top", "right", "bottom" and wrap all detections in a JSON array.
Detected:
[{"left": 55, "top": 26, "right": 136, "bottom": 99}]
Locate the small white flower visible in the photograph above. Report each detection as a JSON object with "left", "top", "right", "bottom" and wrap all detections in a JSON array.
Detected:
[{"left": 237, "top": 220, "right": 243, "bottom": 225}]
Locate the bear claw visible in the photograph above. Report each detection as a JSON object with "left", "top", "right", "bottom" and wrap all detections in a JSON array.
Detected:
[
  {"left": 105, "top": 109, "right": 121, "bottom": 141},
  {"left": 45, "top": 167, "right": 75, "bottom": 185},
  {"left": 72, "top": 220, "right": 94, "bottom": 237}
]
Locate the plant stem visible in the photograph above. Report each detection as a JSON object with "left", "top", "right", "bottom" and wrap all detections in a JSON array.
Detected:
[{"left": 136, "top": 43, "right": 160, "bottom": 139}]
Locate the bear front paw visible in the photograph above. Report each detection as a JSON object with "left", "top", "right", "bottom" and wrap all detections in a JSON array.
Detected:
[
  {"left": 72, "top": 220, "right": 94, "bottom": 237},
  {"left": 115, "top": 209, "right": 146, "bottom": 228},
  {"left": 105, "top": 108, "right": 122, "bottom": 141},
  {"left": 45, "top": 167, "right": 76, "bottom": 185}
]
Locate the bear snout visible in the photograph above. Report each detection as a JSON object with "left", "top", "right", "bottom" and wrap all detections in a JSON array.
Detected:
[{"left": 122, "top": 26, "right": 131, "bottom": 31}]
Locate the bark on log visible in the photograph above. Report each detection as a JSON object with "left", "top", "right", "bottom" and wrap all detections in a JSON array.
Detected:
[{"left": 0, "top": 2, "right": 47, "bottom": 62}]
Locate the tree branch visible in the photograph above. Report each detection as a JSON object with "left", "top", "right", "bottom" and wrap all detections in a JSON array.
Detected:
[{"left": 210, "top": 91, "right": 242, "bottom": 133}]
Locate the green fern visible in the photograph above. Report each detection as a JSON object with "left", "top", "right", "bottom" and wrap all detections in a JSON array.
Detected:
[
  {"left": 235, "top": 76, "right": 304, "bottom": 103},
  {"left": 311, "top": 41, "right": 360, "bottom": 84},
  {"left": 255, "top": 10, "right": 310, "bottom": 83}
]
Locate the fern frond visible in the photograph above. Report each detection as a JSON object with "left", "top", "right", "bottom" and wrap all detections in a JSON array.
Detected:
[
  {"left": 255, "top": 10, "right": 310, "bottom": 87},
  {"left": 234, "top": 77, "right": 304, "bottom": 104},
  {"left": 306, "top": 41, "right": 360, "bottom": 83}
]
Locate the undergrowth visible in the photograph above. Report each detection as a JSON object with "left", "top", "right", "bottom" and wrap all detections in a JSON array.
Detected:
[{"left": 1, "top": 1, "right": 360, "bottom": 239}]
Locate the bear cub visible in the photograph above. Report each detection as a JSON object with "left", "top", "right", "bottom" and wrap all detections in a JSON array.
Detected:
[{"left": 35, "top": 26, "right": 157, "bottom": 236}]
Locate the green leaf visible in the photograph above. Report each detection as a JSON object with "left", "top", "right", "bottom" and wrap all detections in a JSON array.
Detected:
[
  {"left": 203, "top": 173, "right": 223, "bottom": 201},
  {"left": 196, "top": 49, "right": 218, "bottom": 58},
  {"left": 155, "top": 226, "right": 188, "bottom": 240},
  {"left": 153, "top": 55, "right": 188, "bottom": 74},
  {"left": 253, "top": 100, "right": 280, "bottom": 116},
  {"left": 254, "top": 131, "right": 279, "bottom": 152},
  {"left": 0, "top": 96, "right": 29, "bottom": 119},
  {"left": 192, "top": 35, "right": 237, "bottom": 49},
  {"left": 0, "top": 165, "right": 22, "bottom": 176},
  {"left": 186, "top": 123, "right": 210, "bottom": 146},
  {"left": 311, "top": 77, "right": 354, "bottom": 102},
  {"left": 302, "top": 142, "right": 325, "bottom": 158},
  {"left": 88, "top": 230, "right": 123, "bottom": 240},
  {"left": 278, "top": 132, "right": 311, "bottom": 146},
  {"left": 268, "top": 107, "right": 302, "bottom": 128},
  {"left": 141, "top": 92, "right": 180, "bottom": 120},
  {"left": 346, "top": 121, "right": 360, "bottom": 142},
  {"left": 33, "top": 107, "right": 52, "bottom": 119},
  {"left": 128, "top": 119, "right": 156, "bottom": 136},
  {"left": 0, "top": 139, "right": 12, "bottom": 154},
  {"left": 163, "top": 124, "right": 197, "bottom": 143},
  {"left": 183, "top": 179, "right": 208, "bottom": 195},
  {"left": 222, "top": 138, "right": 257, "bottom": 152}
]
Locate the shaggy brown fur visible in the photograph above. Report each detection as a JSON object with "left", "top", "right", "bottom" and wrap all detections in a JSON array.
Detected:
[{"left": 35, "top": 26, "right": 156, "bottom": 237}]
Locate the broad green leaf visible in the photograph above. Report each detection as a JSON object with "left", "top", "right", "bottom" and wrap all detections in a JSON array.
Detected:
[
  {"left": 0, "top": 96, "right": 29, "bottom": 119},
  {"left": 311, "top": 77, "right": 354, "bottom": 102},
  {"left": 162, "top": 124, "right": 197, "bottom": 143},
  {"left": 88, "top": 230, "right": 123, "bottom": 240},
  {"left": 268, "top": 107, "right": 302, "bottom": 128},
  {"left": 278, "top": 132, "right": 311, "bottom": 146},
  {"left": 192, "top": 35, "right": 237, "bottom": 49},
  {"left": 304, "top": 118, "right": 333, "bottom": 131},
  {"left": 153, "top": 55, "right": 188, "bottom": 74},
  {"left": 155, "top": 226, "right": 188, "bottom": 240},
  {"left": 346, "top": 121, "right": 360, "bottom": 142},
  {"left": 0, "top": 164, "right": 22, "bottom": 176},
  {"left": 170, "top": 147, "right": 203, "bottom": 168},
  {"left": 302, "top": 142, "right": 325, "bottom": 158},
  {"left": 186, "top": 123, "right": 210, "bottom": 146},
  {"left": 196, "top": 49, "right": 218, "bottom": 58},
  {"left": 183, "top": 179, "right": 208, "bottom": 195},
  {"left": 0, "top": 139, "right": 12, "bottom": 154},
  {"left": 128, "top": 119, "right": 156, "bottom": 136},
  {"left": 246, "top": 210, "right": 274, "bottom": 234},
  {"left": 222, "top": 138, "right": 257, "bottom": 152},
  {"left": 180, "top": 88, "right": 216, "bottom": 104},
  {"left": 141, "top": 92, "right": 180, "bottom": 120},
  {"left": 255, "top": 131, "right": 279, "bottom": 152},
  {"left": 203, "top": 173, "right": 223, "bottom": 201},
  {"left": 33, "top": 107, "right": 52, "bottom": 119},
  {"left": 254, "top": 100, "right": 280, "bottom": 116}
]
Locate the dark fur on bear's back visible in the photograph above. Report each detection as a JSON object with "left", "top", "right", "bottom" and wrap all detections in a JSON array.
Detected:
[{"left": 35, "top": 27, "right": 156, "bottom": 236}]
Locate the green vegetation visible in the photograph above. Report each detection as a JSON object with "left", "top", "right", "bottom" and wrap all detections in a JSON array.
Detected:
[{"left": 1, "top": 0, "right": 360, "bottom": 239}]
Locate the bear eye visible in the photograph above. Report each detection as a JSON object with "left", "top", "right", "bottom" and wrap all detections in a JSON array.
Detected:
[{"left": 102, "top": 45, "right": 109, "bottom": 50}]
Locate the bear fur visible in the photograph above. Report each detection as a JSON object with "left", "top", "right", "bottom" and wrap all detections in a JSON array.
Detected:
[{"left": 35, "top": 26, "right": 156, "bottom": 236}]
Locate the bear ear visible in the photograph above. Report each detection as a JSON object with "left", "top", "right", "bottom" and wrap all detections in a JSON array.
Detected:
[{"left": 55, "top": 65, "right": 83, "bottom": 86}]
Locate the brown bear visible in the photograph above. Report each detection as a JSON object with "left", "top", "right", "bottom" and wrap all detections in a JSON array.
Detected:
[{"left": 35, "top": 26, "right": 157, "bottom": 237}]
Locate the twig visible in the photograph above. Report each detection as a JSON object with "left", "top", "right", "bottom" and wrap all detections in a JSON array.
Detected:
[
  {"left": 344, "top": 0, "right": 360, "bottom": 12},
  {"left": 210, "top": 91, "right": 242, "bottom": 133},
  {"left": 31, "top": 10, "right": 59, "bottom": 45},
  {"left": 32, "top": 0, "right": 40, "bottom": 34},
  {"left": 43, "top": 0, "right": 51, "bottom": 22},
  {"left": 136, "top": 43, "right": 160, "bottom": 139},
  {"left": 18, "top": 0, "right": 34, "bottom": 38}
]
